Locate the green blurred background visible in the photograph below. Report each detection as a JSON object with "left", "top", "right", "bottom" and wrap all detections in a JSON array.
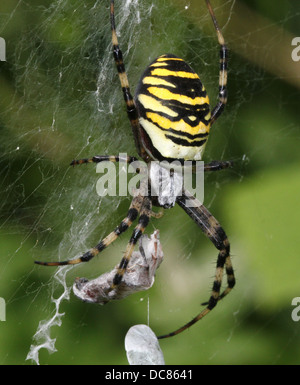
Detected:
[{"left": 0, "top": 0, "right": 300, "bottom": 365}]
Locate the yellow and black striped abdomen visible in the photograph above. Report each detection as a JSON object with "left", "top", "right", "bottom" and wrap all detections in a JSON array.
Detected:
[{"left": 135, "top": 54, "right": 211, "bottom": 161}]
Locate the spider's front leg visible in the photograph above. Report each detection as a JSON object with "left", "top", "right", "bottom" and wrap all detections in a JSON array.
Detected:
[
  {"left": 158, "top": 188, "right": 235, "bottom": 339},
  {"left": 204, "top": 160, "right": 233, "bottom": 172}
]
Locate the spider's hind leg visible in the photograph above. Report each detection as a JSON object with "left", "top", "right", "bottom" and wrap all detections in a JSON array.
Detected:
[
  {"left": 34, "top": 194, "right": 144, "bottom": 266},
  {"left": 158, "top": 189, "right": 235, "bottom": 339}
]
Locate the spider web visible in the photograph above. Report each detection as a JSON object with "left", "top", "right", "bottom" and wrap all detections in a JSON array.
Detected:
[{"left": 1, "top": 0, "right": 299, "bottom": 365}]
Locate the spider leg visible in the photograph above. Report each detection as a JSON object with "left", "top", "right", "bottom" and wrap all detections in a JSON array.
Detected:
[
  {"left": 110, "top": 0, "right": 145, "bottom": 158},
  {"left": 206, "top": 0, "right": 228, "bottom": 125},
  {"left": 70, "top": 155, "right": 138, "bottom": 166},
  {"left": 34, "top": 194, "right": 144, "bottom": 266},
  {"left": 204, "top": 160, "right": 233, "bottom": 172},
  {"left": 158, "top": 188, "right": 235, "bottom": 339},
  {"left": 109, "top": 196, "right": 152, "bottom": 290},
  {"left": 190, "top": 160, "right": 232, "bottom": 173}
]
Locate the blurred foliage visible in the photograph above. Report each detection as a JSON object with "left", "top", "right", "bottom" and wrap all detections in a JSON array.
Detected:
[{"left": 0, "top": 0, "right": 300, "bottom": 365}]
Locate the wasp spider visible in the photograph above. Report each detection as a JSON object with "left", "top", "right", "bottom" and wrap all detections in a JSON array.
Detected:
[{"left": 36, "top": 0, "right": 236, "bottom": 339}]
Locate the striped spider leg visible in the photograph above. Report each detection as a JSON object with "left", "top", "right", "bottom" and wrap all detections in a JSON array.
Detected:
[
  {"left": 205, "top": 0, "right": 228, "bottom": 125},
  {"left": 158, "top": 188, "right": 235, "bottom": 339}
]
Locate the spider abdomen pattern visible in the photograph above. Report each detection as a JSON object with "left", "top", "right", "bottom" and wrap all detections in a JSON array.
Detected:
[{"left": 135, "top": 54, "right": 211, "bottom": 162}]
